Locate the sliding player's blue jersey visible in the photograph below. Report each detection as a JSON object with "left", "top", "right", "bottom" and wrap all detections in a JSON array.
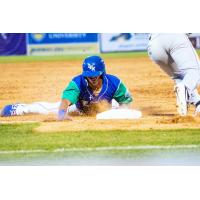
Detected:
[{"left": 62, "top": 74, "right": 133, "bottom": 113}]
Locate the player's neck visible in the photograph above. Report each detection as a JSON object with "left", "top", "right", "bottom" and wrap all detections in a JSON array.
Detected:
[{"left": 89, "top": 78, "right": 102, "bottom": 91}]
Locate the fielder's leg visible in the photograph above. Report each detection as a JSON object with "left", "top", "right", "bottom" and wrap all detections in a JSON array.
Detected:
[
  {"left": 170, "top": 34, "right": 200, "bottom": 115},
  {"left": 147, "top": 35, "right": 188, "bottom": 116}
]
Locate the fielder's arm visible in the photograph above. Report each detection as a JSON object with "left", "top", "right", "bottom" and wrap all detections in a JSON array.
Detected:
[
  {"left": 58, "top": 81, "right": 80, "bottom": 121},
  {"left": 113, "top": 81, "right": 133, "bottom": 108}
]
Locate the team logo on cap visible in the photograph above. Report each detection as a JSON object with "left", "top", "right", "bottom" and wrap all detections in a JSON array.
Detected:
[{"left": 87, "top": 63, "right": 95, "bottom": 71}]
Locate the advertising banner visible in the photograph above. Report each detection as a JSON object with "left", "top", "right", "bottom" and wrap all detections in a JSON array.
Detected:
[
  {"left": 0, "top": 33, "right": 26, "bottom": 56},
  {"left": 27, "top": 33, "right": 99, "bottom": 55},
  {"left": 100, "top": 33, "right": 149, "bottom": 52}
]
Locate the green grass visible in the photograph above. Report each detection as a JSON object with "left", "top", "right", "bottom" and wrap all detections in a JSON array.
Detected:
[{"left": 1, "top": 123, "right": 200, "bottom": 151}]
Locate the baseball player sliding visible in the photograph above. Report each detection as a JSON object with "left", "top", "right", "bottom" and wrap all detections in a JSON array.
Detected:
[
  {"left": 147, "top": 33, "right": 200, "bottom": 116},
  {"left": 0, "top": 55, "right": 133, "bottom": 120}
]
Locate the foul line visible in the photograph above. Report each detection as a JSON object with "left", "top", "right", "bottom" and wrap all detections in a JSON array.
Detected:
[{"left": 0, "top": 145, "right": 200, "bottom": 155}]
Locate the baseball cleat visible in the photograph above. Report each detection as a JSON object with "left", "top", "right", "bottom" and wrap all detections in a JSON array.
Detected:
[
  {"left": 174, "top": 83, "right": 188, "bottom": 116},
  {"left": 194, "top": 101, "right": 200, "bottom": 116},
  {"left": 0, "top": 104, "right": 24, "bottom": 117}
]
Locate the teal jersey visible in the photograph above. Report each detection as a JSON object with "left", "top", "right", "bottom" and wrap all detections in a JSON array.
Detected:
[{"left": 62, "top": 74, "right": 133, "bottom": 111}]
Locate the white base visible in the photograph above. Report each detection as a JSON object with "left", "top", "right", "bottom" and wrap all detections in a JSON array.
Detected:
[{"left": 96, "top": 108, "right": 142, "bottom": 120}]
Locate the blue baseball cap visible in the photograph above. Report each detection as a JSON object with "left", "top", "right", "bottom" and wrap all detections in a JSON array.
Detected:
[{"left": 82, "top": 55, "right": 106, "bottom": 77}]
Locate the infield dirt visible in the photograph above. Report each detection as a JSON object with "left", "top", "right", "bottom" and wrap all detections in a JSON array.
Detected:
[{"left": 1, "top": 55, "right": 200, "bottom": 131}]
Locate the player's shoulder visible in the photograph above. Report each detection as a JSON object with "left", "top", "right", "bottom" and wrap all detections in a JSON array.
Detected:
[
  {"left": 106, "top": 74, "right": 121, "bottom": 81},
  {"left": 71, "top": 74, "right": 86, "bottom": 87},
  {"left": 72, "top": 74, "right": 84, "bottom": 82},
  {"left": 105, "top": 74, "right": 121, "bottom": 86}
]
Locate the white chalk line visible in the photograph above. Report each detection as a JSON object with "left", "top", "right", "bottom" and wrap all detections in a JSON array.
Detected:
[{"left": 0, "top": 145, "right": 200, "bottom": 155}]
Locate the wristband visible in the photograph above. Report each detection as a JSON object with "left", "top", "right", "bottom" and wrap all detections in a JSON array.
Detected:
[{"left": 58, "top": 109, "right": 66, "bottom": 120}]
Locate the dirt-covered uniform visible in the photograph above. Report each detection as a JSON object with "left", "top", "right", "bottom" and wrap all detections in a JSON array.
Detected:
[{"left": 62, "top": 73, "right": 132, "bottom": 115}]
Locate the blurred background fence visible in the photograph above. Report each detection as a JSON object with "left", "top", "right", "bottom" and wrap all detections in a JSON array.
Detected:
[{"left": 0, "top": 33, "right": 200, "bottom": 56}]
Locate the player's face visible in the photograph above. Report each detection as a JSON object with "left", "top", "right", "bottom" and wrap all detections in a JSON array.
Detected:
[{"left": 86, "top": 75, "right": 101, "bottom": 86}]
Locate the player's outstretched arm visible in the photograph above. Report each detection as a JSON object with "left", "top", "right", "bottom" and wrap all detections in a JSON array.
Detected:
[{"left": 58, "top": 99, "right": 72, "bottom": 121}]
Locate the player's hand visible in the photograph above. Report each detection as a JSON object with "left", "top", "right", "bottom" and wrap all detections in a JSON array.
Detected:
[
  {"left": 118, "top": 103, "right": 131, "bottom": 109},
  {"left": 64, "top": 114, "right": 72, "bottom": 121}
]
